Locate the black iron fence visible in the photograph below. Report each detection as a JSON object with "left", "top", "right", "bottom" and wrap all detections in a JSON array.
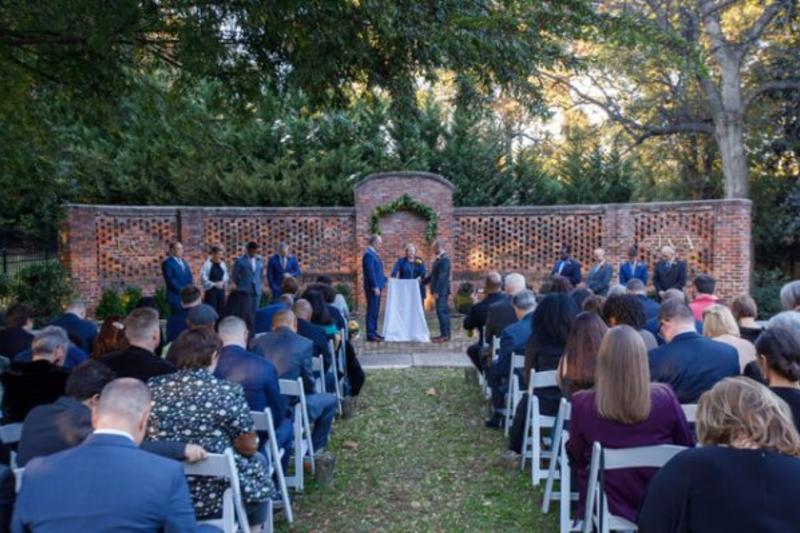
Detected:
[{"left": 0, "top": 247, "right": 58, "bottom": 277}]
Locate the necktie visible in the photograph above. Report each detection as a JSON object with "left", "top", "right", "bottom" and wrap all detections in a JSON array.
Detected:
[
  {"left": 282, "top": 257, "right": 287, "bottom": 271},
  {"left": 558, "top": 261, "right": 564, "bottom": 274}
]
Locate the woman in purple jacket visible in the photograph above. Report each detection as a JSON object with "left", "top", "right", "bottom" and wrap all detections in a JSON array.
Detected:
[{"left": 567, "top": 325, "right": 693, "bottom": 523}]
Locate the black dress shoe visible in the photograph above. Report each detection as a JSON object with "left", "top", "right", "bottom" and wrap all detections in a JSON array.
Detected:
[
  {"left": 366, "top": 336, "right": 383, "bottom": 343},
  {"left": 485, "top": 414, "right": 503, "bottom": 429}
]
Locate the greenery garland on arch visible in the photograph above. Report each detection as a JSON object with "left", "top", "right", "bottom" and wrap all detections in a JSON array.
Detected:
[{"left": 370, "top": 193, "right": 439, "bottom": 244}]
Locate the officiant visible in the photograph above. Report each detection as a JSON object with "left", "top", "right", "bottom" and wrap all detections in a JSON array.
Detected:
[{"left": 391, "top": 243, "right": 426, "bottom": 302}]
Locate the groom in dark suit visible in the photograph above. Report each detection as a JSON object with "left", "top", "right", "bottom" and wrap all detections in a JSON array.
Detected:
[
  {"left": 362, "top": 234, "right": 387, "bottom": 342},
  {"left": 425, "top": 240, "right": 452, "bottom": 343},
  {"left": 161, "top": 242, "right": 193, "bottom": 315}
]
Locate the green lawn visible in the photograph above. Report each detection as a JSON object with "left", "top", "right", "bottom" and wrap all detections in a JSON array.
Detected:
[{"left": 278, "top": 368, "right": 557, "bottom": 532}]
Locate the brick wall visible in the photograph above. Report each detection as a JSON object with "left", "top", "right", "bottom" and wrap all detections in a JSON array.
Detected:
[{"left": 60, "top": 172, "right": 752, "bottom": 314}]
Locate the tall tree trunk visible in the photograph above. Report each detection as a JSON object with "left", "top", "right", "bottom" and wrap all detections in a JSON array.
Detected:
[{"left": 714, "top": 115, "right": 748, "bottom": 198}]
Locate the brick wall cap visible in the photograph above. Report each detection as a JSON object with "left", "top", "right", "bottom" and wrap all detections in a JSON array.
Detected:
[
  {"left": 64, "top": 204, "right": 355, "bottom": 216},
  {"left": 455, "top": 198, "right": 751, "bottom": 216},
  {"left": 354, "top": 171, "right": 455, "bottom": 192}
]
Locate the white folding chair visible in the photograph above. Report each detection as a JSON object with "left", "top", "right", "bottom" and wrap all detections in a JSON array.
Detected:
[
  {"left": 541, "top": 398, "right": 579, "bottom": 533},
  {"left": 681, "top": 403, "right": 697, "bottom": 424},
  {"left": 13, "top": 467, "right": 23, "bottom": 493},
  {"left": 183, "top": 448, "right": 252, "bottom": 533},
  {"left": 0, "top": 423, "right": 23, "bottom": 469},
  {"left": 329, "top": 339, "right": 343, "bottom": 415},
  {"left": 520, "top": 369, "right": 558, "bottom": 486},
  {"left": 503, "top": 354, "right": 526, "bottom": 435},
  {"left": 312, "top": 355, "right": 326, "bottom": 394},
  {"left": 582, "top": 443, "right": 687, "bottom": 533},
  {"left": 252, "top": 409, "right": 293, "bottom": 524},
  {"left": 279, "top": 378, "right": 315, "bottom": 492},
  {"left": 481, "top": 337, "right": 501, "bottom": 401}
]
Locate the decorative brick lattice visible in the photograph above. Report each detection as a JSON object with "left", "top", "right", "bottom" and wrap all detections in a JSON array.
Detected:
[
  {"left": 455, "top": 210, "right": 604, "bottom": 276},
  {"left": 96, "top": 214, "right": 177, "bottom": 288},
  {"left": 204, "top": 213, "right": 355, "bottom": 273},
  {"left": 633, "top": 208, "right": 715, "bottom": 277}
]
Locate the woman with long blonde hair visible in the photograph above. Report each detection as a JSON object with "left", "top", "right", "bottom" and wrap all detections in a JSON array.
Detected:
[
  {"left": 568, "top": 325, "right": 692, "bottom": 524},
  {"left": 639, "top": 377, "right": 800, "bottom": 531}
]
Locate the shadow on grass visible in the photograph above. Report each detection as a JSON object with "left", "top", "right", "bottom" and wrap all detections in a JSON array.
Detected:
[{"left": 277, "top": 368, "right": 558, "bottom": 532}]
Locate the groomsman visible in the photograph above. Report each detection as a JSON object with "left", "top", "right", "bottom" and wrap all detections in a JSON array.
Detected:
[
  {"left": 161, "top": 242, "right": 193, "bottom": 315},
  {"left": 619, "top": 245, "right": 649, "bottom": 285},
  {"left": 231, "top": 242, "right": 265, "bottom": 316},
  {"left": 653, "top": 245, "right": 687, "bottom": 299},
  {"left": 267, "top": 242, "right": 302, "bottom": 300},
  {"left": 551, "top": 244, "right": 581, "bottom": 287},
  {"left": 362, "top": 235, "right": 387, "bottom": 342},
  {"left": 425, "top": 240, "right": 451, "bottom": 343},
  {"left": 586, "top": 247, "right": 613, "bottom": 296}
]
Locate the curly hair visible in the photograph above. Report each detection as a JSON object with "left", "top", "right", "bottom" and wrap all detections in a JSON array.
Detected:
[
  {"left": 698, "top": 377, "right": 800, "bottom": 457},
  {"left": 601, "top": 294, "right": 647, "bottom": 329}
]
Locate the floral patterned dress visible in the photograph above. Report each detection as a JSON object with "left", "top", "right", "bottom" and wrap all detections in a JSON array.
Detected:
[{"left": 146, "top": 368, "right": 274, "bottom": 518}]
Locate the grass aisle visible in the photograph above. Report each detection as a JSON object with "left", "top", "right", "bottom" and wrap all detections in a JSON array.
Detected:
[{"left": 279, "top": 368, "right": 557, "bottom": 532}]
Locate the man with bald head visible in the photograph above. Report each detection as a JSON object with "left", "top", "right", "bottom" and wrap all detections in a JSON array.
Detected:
[
  {"left": 250, "top": 309, "right": 337, "bottom": 451},
  {"left": 13, "top": 378, "right": 199, "bottom": 531},
  {"left": 463, "top": 271, "right": 507, "bottom": 370},
  {"left": 293, "top": 299, "right": 335, "bottom": 392},
  {"left": 653, "top": 245, "right": 687, "bottom": 299}
]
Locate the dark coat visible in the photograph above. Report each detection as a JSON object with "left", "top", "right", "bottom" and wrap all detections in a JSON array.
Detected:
[
  {"left": 586, "top": 262, "right": 613, "bottom": 296},
  {"left": 0, "top": 328, "right": 33, "bottom": 360},
  {"left": 161, "top": 256, "right": 193, "bottom": 309},
  {"left": 463, "top": 292, "right": 508, "bottom": 346},
  {"left": 653, "top": 259, "right": 687, "bottom": 293},
  {"left": 424, "top": 253, "right": 451, "bottom": 297},
  {"left": 551, "top": 257, "right": 582, "bottom": 286},
  {"left": 619, "top": 261, "right": 649, "bottom": 285},
  {"left": 485, "top": 298, "right": 518, "bottom": 349},
  {"left": 251, "top": 327, "right": 315, "bottom": 395},
  {"left": 0, "top": 360, "right": 69, "bottom": 423},
  {"left": 101, "top": 346, "right": 176, "bottom": 383},
  {"left": 47, "top": 313, "right": 98, "bottom": 353},
  {"left": 297, "top": 318, "right": 335, "bottom": 371}
]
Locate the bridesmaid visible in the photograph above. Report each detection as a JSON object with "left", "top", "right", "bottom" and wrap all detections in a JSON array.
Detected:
[
  {"left": 391, "top": 243, "right": 426, "bottom": 301},
  {"left": 201, "top": 245, "right": 229, "bottom": 317}
]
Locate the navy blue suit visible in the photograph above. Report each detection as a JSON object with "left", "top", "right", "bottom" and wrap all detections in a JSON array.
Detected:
[
  {"left": 297, "top": 318, "right": 334, "bottom": 374},
  {"left": 161, "top": 256, "right": 193, "bottom": 314},
  {"left": 266, "top": 254, "right": 301, "bottom": 300},
  {"left": 165, "top": 308, "right": 189, "bottom": 343},
  {"left": 425, "top": 253, "right": 452, "bottom": 338},
  {"left": 254, "top": 302, "right": 289, "bottom": 335},
  {"left": 391, "top": 256, "right": 426, "bottom": 300},
  {"left": 648, "top": 332, "right": 739, "bottom": 403},
  {"left": 619, "top": 260, "right": 649, "bottom": 286},
  {"left": 362, "top": 248, "right": 386, "bottom": 339},
  {"left": 214, "top": 345, "right": 293, "bottom": 450},
  {"left": 489, "top": 315, "right": 534, "bottom": 409},
  {"left": 637, "top": 294, "right": 660, "bottom": 321},
  {"left": 645, "top": 316, "right": 703, "bottom": 345},
  {"left": 12, "top": 433, "right": 198, "bottom": 532},
  {"left": 551, "top": 258, "right": 582, "bottom": 286},
  {"left": 48, "top": 313, "right": 98, "bottom": 353},
  {"left": 0, "top": 327, "right": 33, "bottom": 360}
]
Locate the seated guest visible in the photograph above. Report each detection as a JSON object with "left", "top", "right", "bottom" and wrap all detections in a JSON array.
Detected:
[
  {"left": 768, "top": 310, "right": 800, "bottom": 330},
  {"left": 294, "top": 299, "right": 336, "bottom": 391},
  {"left": 703, "top": 304, "right": 756, "bottom": 372},
  {"left": 134, "top": 297, "right": 167, "bottom": 355},
  {"left": 462, "top": 272, "right": 507, "bottom": 370},
  {"left": 688, "top": 274, "right": 718, "bottom": 321},
  {"left": 200, "top": 244, "right": 228, "bottom": 317},
  {"left": 486, "top": 289, "right": 536, "bottom": 427},
  {"left": 570, "top": 287, "right": 593, "bottom": 311},
  {"left": 754, "top": 327, "right": 800, "bottom": 430},
  {"left": 607, "top": 284, "right": 627, "bottom": 297},
  {"left": 304, "top": 289, "right": 339, "bottom": 338},
  {"left": 102, "top": 308, "right": 176, "bottom": 382},
  {"left": 601, "top": 294, "right": 658, "bottom": 350},
  {"left": 311, "top": 283, "right": 347, "bottom": 332},
  {"left": 13, "top": 378, "right": 200, "bottom": 531},
  {"left": 586, "top": 247, "right": 613, "bottom": 296},
  {"left": 0, "top": 303, "right": 34, "bottom": 360},
  {"left": 638, "top": 377, "right": 800, "bottom": 532},
  {"left": 626, "top": 279, "right": 659, "bottom": 321},
  {"left": 551, "top": 243, "right": 581, "bottom": 287},
  {"left": 48, "top": 299, "right": 98, "bottom": 353},
  {"left": 186, "top": 304, "right": 218, "bottom": 333},
  {"left": 223, "top": 289, "right": 256, "bottom": 334},
  {"left": 731, "top": 294, "right": 763, "bottom": 343},
  {"left": 13, "top": 341, "right": 88, "bottom": 369},
  {"left": 215, "top": 316, "right": 293, "bottom": 451},
  {"left": 780, "top": 280, "right": 800, "bottom": 311},
  {"left": 91, "top": 316, "right": 128, "bottom": 359},
  {"left": 1, "top": 326, "right": 70, "bottom": 423},
  {"left": 485, "top": 272, "right": 526, "bottom": 361},
  {"left": 254, "top": 278, "right": 297, "bottom": 334},
  {"left": 251, "top": 310, "right": 337, "bottom": 452},
  {"left": 644, "top": 288, "right": 704, "bottom": 343},
  {"left": 165, "top": 284, "right": 202, "bottom": 343},
  {"left": 619, "top": 245, "right": 648, "bottom": 286},
  {"left": 317, "top": 275, "right": 350, "bottom": 320},
  {"left": 547, "top": 274, "right": 574, "bottom": 294},
  {"left": 569, "top": 325, "right": 692, "bottom": 524},
  {"left": 148, "top": 329, "right": 273, "bottom": 529},
  {"left": 0, "top": 465, "right": 12, "bottom": 533},
  {"left": 557, "top": 311, "right": 607, "bottom": 396},
  {"left": 581, "top": 294, "right": 605, "bottom": 315},
  {"left": 648, "top": 299, "right": 739, "bottom": 403},
  {"left": 17, "top": 361, "right": 196, "bottom": 467}
]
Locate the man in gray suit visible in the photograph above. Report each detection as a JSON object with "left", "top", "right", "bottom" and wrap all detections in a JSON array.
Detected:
[
  {"left": 231, "top": 241, "right": 265, "bottom": 316},
  {"left": 250, "top": 309, "right": 337, "bottom": 451}
]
